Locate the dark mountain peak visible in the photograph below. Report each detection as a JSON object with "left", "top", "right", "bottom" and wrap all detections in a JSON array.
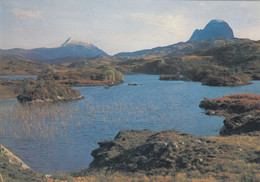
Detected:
[
  {"left": 208, "top": 19, "right": 225, "bottom": 24},
  {"left": 189, "top": 19, "right": 234, "bottom": 41}
]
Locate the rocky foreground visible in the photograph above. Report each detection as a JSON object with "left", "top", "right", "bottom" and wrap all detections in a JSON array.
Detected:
[
  {"left": 71, "top": 129, "right": 260, "bottom": 181},
  {"left": 1, "top": 129, "right": 259, "bottom": 181},
  {"left": 0, "top": 144, "right": 44, "bottom": 181},
  {"left": 70, "top": 94, "right": 260, "bottom": 181},
  {"left": 0, "top": 94, "right": 259, "bottom": 181}
]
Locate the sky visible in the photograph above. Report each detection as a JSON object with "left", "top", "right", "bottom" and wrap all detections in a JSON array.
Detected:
[{"left": 1, "top": 0, "right": 260, "bottom": 55}]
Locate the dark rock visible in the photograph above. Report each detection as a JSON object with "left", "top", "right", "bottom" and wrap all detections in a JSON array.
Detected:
[
  {"left": 71, "top": 129, "right": 255, "bottom": 176},
  {"left": 189, "top": 19, "right": 234, "bottom": 41}
]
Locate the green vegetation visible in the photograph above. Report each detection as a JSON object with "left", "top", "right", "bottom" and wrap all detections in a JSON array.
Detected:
[
  {"left": 99, "top": 65, "right": 124, "bottom": 85},
  {"left": 0, "top": 78, "right": 35, "bottom": 99}
]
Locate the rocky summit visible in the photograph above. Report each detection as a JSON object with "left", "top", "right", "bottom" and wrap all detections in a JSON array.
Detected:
[{"left": 189, "top": 19, "right": 234, "bottom": 41}]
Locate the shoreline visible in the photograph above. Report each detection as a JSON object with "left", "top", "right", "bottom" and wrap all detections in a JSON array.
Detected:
[
  {"left": 0, "top": 80, "right": 259, "bottom": 181},
  {"left": 1, "top": 128, "right": 259, "bottom": 181}
]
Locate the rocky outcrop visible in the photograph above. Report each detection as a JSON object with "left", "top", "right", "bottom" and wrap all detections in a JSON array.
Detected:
[
  {"left": 200, "top": 94, "right": 260, "bottom": 135},
  {"left": 201, "top": 75, "right": 252, "bottom": 86},
  {"left": 72, "top": 129, "right": 260, "bottom": 179},
  {"left": 17, "top": 75, "right": 83, "bottom": 103},
  {"left": 189, "top": 19, "right": 234, "bottom": 41},
  {"left": 0, "top": 144, "right": 44, "bottom": 181}
]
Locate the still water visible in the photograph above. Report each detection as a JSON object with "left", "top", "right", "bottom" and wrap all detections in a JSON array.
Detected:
[
  {"left": 0, "top": 75, "right": 37, "bottom": 80},
  {"left": 0, "top": 75, "right": 259, "bottom": 174}
]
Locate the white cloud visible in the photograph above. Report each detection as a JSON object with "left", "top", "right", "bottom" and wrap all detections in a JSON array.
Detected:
[
  {"left": 130, "top": 13, "right": 191, "bottom": 41},
  {"left": 130, "top": 13, "right": 184, "bottom": 30},
  {"left": 10, "top": 8, "right": 42, "bottom": 19}
]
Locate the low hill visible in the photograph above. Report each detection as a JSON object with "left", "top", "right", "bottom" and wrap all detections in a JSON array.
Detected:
[
  {"left": 114, "top": 39, "right": 247, "bottom": 58},
  {"left": 45, "top": 55, "right": 119, "bottom": 68},
  {"left": 0, "top": 55, "right": 53, "bottom": 75},
  {"left": 200, "top": 40, "right": 260, "bottom": 79}
]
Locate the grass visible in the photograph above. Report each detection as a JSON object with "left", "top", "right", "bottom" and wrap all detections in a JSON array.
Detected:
[
  {"left": 0, "top": 101, "right": 80, "bottom": 139},
  {"left": 0, "top": 99, "right": 165, "bottom": 140},
  {"left": 47, "top": 172, "right": 220, "bottom": 182}
]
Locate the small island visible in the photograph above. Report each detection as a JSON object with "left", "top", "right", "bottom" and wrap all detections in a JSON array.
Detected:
[
  {"left": 201, "top": 75, "right": 252, "bottom": 86},
  {"left": 200, "top": 94, "right": 260, "bottom": 135},
  {"left": 17, "top": 74, "right": 83, "bottom": 103}
]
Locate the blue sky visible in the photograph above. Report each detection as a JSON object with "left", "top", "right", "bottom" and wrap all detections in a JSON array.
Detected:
[{"left": 1, "top": 0, "right": 260, "bottom": 55}]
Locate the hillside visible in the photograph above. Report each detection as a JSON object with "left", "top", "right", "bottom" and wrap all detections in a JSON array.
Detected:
[
  {"left": 114, "top": 39, "right": 247, "bottom": 58},
  {"left": 0, "top": 55, "right": 53, "bottom": 75},
  {"left": 114, "top": 39, "right": 260, "bottom": 86},
  {"left": 46, "top": 55, "right": 119, "bottom": 68},
  {"left": 201, "top": 40, "right": 260, "bottom": 79}
]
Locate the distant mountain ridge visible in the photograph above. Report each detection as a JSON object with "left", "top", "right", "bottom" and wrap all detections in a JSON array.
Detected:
[
  {"left": 114, "top": 39, "right": 248, "bottom": 58},
  {"left": 0, "top": 19, "right": 249, "bottom": 61},
  {"left": 0, "top": 38, "right": 109, "bottom": 61},
  {"left": 114, "top": 19, "right": 237, "bottom": 57}
]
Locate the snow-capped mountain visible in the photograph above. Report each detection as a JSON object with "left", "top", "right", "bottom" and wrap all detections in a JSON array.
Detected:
[{"left": 0, "top": 38, "right": 109, "bottom": 61}]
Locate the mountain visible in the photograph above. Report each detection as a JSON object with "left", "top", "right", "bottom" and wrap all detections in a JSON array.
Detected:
[
  {"left": 60, "top": 37, "right": 108, "bottom": 57},
  {"left": 0, "top": 38, "right": 109, "bottom": 61},
  {"left": 115, "top": 19, "right": 237, "bottom": 57},
  {"left": 189, "top": 19, "right": 234, "bottom": 41}
]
